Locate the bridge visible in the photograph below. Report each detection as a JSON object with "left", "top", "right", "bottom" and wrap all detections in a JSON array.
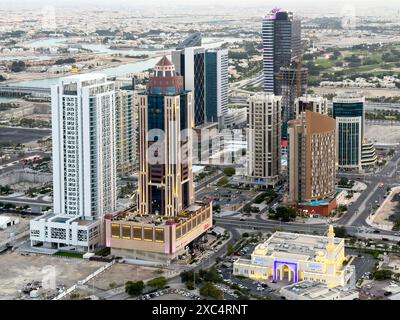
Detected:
[
  {"left": 0, "top": 86, "right": 51, "bottom": 98},
  {"left": 0, "top": 196, "right": 52, "bottom": 213}
]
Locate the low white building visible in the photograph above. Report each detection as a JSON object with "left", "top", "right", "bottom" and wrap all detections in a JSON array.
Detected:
[
  {"left": 30, "top": 213, "right": 101, "bottom": 251},
  {"left": 280, "top": 280, "right": 359, "bottom": 300},
  {"left": 0, "top": 216, "right": 19, "bottom": 230}
]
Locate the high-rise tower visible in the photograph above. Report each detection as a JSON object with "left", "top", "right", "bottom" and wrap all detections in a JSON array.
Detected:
[
  {"left": 172, "top": 47, "right": 206, "bottom": 126},
  {"left": 138, "top": 56, "right": 194, "bottom": 216},
  {"left": 205, "top": 48, "right": 229, "bottom": 128},
  {"left": 30, "top": 74, "right": 116, "bottom": 251},
  {"left": 262, "top": 8, "right": 301, "bottom": 94},
  {"left": 106, "top": 57, "right": 213, "bottom": 263},
  {"left": 332, "top": 92, "right": 377, "bottom": 170},
  {"left": 288, "top": 111, "right": 336, "bottom": 215},
  {"left": 247, "top": 93, "right": 282, "bottom": 187}
]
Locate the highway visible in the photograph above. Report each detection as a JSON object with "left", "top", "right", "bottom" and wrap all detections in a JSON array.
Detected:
[
  {"left": 338, "top": 148, "right": 400, "bottom": 228},
  {"left": 214, "top": 147, "right": 400, "bottom": 240}
]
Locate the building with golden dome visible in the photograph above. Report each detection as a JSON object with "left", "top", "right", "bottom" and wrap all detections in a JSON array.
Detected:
[{"left": 233, "top": 226, "right": 355, "bottom": 288}]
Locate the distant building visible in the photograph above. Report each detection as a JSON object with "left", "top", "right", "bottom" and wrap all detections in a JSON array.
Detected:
[
  {"left": 0, "top": 216, "right": 19, "bottom": 230},
  {"left": 262, "top": 8, "right": 302, "bottom": 94},
  {"left": 333, "top": 92, "right": 376, "bottom": 170},
  {"left": 278, "top": 63, "right": 308, "bottom": 139},
  {"left": 247, "top": 93, "right": 282, "bottom": 187},
  {"left": 224, "top": 107, "right": 247, "bottom": 128},
  {"left": 105, "top": 57, "right": 212, "bottom": 263},
  {"left": 205, "top": 48, "right": 229, "bottom": 128},
  {"left": 114, "top": 80, "right": 138, "bottom": 177},
  {"left": 233, "top": 226, "right": 355, "bottom": 288},
  {"left": 295, "top": 95, "right": 328, "bottom": 119},
  {"left": 172, "top": 47, "right": 206, "bottom": 126},
  {"left": 288, "top": 111, "right": 336, "bottom": 216},
  {"left": 176, "top": 32, "right": 202, "bottom": 50},
  {"left": 30, "top": 74, "right": 117, "bottom": 251},
  {"left": 193, "top": 122, "right": 220, "bottom": 165}
]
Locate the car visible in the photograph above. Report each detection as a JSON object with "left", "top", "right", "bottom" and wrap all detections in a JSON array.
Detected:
[
  {"left": 395, "top": 233, "right": 400, "bottom": 236},
  {"left": 373, "top": 230, "right": 380, "bottom": 234}
]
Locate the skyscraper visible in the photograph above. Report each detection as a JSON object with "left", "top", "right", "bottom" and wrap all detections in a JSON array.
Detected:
[
  {"left": 205, "top": 48, "right": 229, "bottom": 128},
  {"left": 172, "top": 47, "right": 206, "bottom": 126},
  {"left": 247, "top": 93, "right": 282, "bottom": 187},
  {"left": 138, "top": 56, "right": 194, "bottom": 216},
  {"left": 115, "top": 80, "right": 138, "bottom": 177},
  {"left": 278, "top": 63, "right": 308, "bottom": 139},
  {"left": 333, "top": 92, "right": 365, "bottom": 170},
  {"left": 288, "top": 111, "right": 336, "bottom": 216},
  {"left": 30, "top": 74, "right": 117, "bottom": 251},
  {"left": 262, "top": 8, "right": 301, "bottom": 94},
  {"left": 106, "top": 57, "right": 212, "bottom": 263}
]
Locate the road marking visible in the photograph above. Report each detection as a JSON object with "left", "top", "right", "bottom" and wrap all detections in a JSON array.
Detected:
[{"left": 345, "top": 184, "right": 380, "bottom": 227}]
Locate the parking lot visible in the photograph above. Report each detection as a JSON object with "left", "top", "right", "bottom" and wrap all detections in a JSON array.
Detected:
[
  {"left": 196, "top": 186, "right": 258, "bottom": 212},
  {"left": 137, "top": 288, "right": 201, "bottom": 301},
  {"left": 348, "top": 249, "right": 377, "bottom": 280}
]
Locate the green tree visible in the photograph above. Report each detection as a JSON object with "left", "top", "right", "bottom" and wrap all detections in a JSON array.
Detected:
[
  {"left": 0, "top": 185, "right": 12, "bottom": 195},
  {"left": 274, "top": 206, "right": 297, "bottom": 222},
  {"left": 147, "top": 276, "right": 168, "bottom": 290},
  {"left": 213, "top": 204, "right": 221, "bottom": 213},
  {"left": 334, "top": 226, "right": 347, "bottom": 238},
  {"left": 10, "top": 60, "right": 26, "bottom": 72},
  {"left": 242, "top": 203, "right": 252, "bottom": 213},
  {"left": 125, "top": 281, "right": 144, "bottom": 296},
  {"left": 186, "top": 280, "right": 195, "bottom": 290},
  {"left": 338, "top": 177, "right": 349, "bottom": 186},
  {"left": 223, "top": 167, "right": 236, "bottom": 177},
  {"left": 372, "top": 269, "right": 393, "bottom": 281},
  {"left": 217, "top": 177, "right": 229, "bottom": 187},
  {"left": 199, "top": 282, "right": 224, "bottom": 299}
]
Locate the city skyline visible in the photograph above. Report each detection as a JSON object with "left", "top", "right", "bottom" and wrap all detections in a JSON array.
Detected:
[{"left": 1, "top": 1, "right": 400, "bottom": 302}]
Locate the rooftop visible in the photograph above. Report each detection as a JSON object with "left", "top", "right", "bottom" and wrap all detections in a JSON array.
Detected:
[
  {"left": 281, "top": 281, "right": 358, "bottom": 300},
  {"left": 111, "top": 201, "right": 211, "bottom": 226},
  {"left": 252, "top": 230, "right": 343, "bottom": 261}
]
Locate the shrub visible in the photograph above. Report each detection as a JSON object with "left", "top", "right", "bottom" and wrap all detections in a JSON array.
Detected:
[{"left": 125, "top": 281, "right": 144, "bottom": 296}]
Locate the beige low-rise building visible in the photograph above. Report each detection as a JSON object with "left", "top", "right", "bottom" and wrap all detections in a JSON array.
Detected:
[
  {"left": 233, "top": 226, "right": 355, "bottom": 288},
  {"left": 280, "top": 280, "right": 359, "bottom": 300}
]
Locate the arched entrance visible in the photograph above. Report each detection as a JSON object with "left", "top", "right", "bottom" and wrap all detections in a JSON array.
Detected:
[{"left": 273, "top": 261, "right": 298, "bottom": 283}]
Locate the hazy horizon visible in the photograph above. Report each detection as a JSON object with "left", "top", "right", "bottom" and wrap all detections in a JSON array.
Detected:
[{"left": 2, "top": 0, "right": 400, "bottom": 11}]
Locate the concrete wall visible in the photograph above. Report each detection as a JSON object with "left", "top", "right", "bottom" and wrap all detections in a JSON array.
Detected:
[{"left": 0, "top": 169, "right": 52, "bottom": 187}]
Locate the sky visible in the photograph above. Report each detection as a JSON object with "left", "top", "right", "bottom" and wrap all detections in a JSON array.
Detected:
[
  {"left": 3, "top": 0, "right": 400, "bottom": 9},
  {"left": 2, "top": 0, "right": 400, "bottom": 17}
]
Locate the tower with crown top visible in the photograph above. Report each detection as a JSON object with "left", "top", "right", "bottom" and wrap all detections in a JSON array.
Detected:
[{"left": 138, "top": 56, "right": 194, "bottom": 217}]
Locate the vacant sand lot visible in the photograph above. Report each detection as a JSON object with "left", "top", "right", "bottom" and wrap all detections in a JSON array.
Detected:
[
  {"left": 93, "top": 263, "right": 165, "bottom": 290},
  {"left": 365, "top": 125, "right": 400, "bottom": 145},
  {"left": 0, "top": 251, "right": 104, "bottom": 299}
]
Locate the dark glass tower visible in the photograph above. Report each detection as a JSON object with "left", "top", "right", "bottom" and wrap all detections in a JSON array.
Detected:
[
  {"left": 205, "top": 48, "right": 229, "bottom": 128},
  {"left": 278, "top": 63, "right": 308, "bottom": 139},
  {"left": 332, "top": 93, "right": 365, "bottom": 170},
  {"left": 262, "top": 9, "right": 302, "bottom": 94},
  {"left": 172, "top": 47, "right": 206, "bottom": 127}
]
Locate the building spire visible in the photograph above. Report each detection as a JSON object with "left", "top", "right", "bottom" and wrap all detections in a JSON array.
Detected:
[{"left": 328, "top": 225, "right": 335, "bottom": 238}]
